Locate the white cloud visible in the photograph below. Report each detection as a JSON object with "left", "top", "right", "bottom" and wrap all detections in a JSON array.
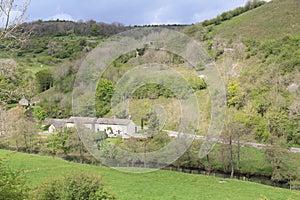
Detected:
[
  {"left": 192, "top": 9, "right": 223, "bottom": 23},
  {"left": 149, "top": 7, "right": 167, "bottom": 25},
  {"left": 148, "top": 7, "right": 180, "bottom": 25},
  {"left": 47, "top": 13, "right": 75, "bottom": 21},
  {"left": 27, "top": 0, "right": 260, "bottom": 25}
]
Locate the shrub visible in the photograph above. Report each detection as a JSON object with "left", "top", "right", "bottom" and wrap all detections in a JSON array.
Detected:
[
  {"left": 36, "top": 172, "right": 116, "bottom": 200},
  {"left": 0, "top": 157, "right": 28, "bottom": 200}
]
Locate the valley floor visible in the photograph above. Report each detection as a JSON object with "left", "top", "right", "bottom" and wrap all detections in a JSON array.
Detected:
[{"left": 1, "top": 150, "right": 299, "bottom": 200}]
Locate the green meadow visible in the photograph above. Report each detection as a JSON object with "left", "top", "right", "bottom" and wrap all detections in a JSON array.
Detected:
[{"left": 1, "top": 150, "right": 299, "bottom": 200}]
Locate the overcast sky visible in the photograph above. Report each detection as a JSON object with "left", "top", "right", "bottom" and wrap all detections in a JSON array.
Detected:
[{"left": 27, "top": 0, "right": 257, "bottom": 25}]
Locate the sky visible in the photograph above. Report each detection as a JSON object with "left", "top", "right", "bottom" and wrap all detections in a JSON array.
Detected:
[{"left": 26, "top": 0, "right": 258, "bottom": 25}]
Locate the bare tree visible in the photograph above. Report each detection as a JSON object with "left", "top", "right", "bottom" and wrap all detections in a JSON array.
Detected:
[
  {"left": 0, "top": 105, "right": 5, "bottom": 135},
  {"left": 0, "top": 0, "right": 30, "bottom": 41},
  {"left": 6, "top": 106, "right": 37, "bottom": 152}
]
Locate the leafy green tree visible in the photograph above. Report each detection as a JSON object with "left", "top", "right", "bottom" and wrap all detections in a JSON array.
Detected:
[
  {"left": 265, "top": 106, "right": 289, "bottom": 138},
  {"left": 264, "top": 142, "right": 298, "bottom": 187},
  {"left": 35, "top": 69, "right": 53, "bottom": 92},
  {"left": 148, "top": 112, "right": 160, "bottom": 132},
  {"left": 44, "top": 127, "right": 89, "bottom": 162},
  {"left": 32, "top": 106, "right": 47, "bottom": 123},
  {"left": 227, "top": 79, "right": 244, "bottom": 109},
  {"left": 254, "top": 117, "right": 270, "bottom": 142},
  {"left": 90, "top": 24, "right": 101, "bottom": 36},
  {"left": 46, "top": 127, "right": 73, "bottom": 157},
  {"left": 95, "top": 78, "right": 114, "bottom": 117},
  {"left": 65, "top": 128, "right": 88, "bottom": 163},
  {"left": 36, "top": 172, "right": 115, "bottom": 200},
  {"left": 290, "top": 168, "right": 300, "bottom": 190},
  {"left": 0, "top": 157, "right": 28, "bottom": 200}
]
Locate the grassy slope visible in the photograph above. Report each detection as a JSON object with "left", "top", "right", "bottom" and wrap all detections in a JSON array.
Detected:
[
  {"left": 212, "top": 0, "right": 300, "bottom": 40},
  {"left": 1, "top": 150, "right": 300, "bottom": 200}
]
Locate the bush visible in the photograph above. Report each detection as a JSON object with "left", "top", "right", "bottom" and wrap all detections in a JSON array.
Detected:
[
  {"left": 32, "top": 106, "right": 47, "bottom": 123},
  {"left": 132, "top": 83, "right": 175, "bottom": 99},
  {"left": 0, "top": 157, "right": 28, "bottom": 200},
  {"left": 36, "top": 172, "right": 116, "bottom": 200},
  {"left": 37, "top": 56, "right": 58, "bottom": 65},
  {"left": 189, "top": 77, "right": 207, "bottom": 91}
]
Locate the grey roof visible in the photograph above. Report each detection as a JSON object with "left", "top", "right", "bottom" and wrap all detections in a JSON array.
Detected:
[
  {"left": 67, "top": 117, "right": 97, "bottom": 124},
  {"left": 96, "top": 118, "right": 132, "bottom": 126},
  {"left": 44, "top": 117, "right": 134, "bottom": 127},
  {"left": 43, "top": 118, "right": 67, "bottom": 128}
]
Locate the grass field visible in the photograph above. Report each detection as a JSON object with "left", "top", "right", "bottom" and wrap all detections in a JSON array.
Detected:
[
  {"left": 212, "top": 0, "right": 300, "bottom": 40},
  {"left": 1, "top": 150, "right": 299, "bottom": 200}
]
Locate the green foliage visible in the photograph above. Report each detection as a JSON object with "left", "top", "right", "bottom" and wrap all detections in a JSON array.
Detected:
[
  {"left": 201, "top": 0, "right": 265, "bottom": 27},
  {"left": 237, "top": 36, "right": 300, "bottom": 144},
  {"left": 245, "top": 36, "right": 300, "bottom": 74},
  {"left": 148, "top": 112, "right": 160, "bottom": 132},
  {"left": 36, "top": 56, "right": 59, "bottom": 65},
  {"left": 35, "top": 69, "right": 53, "bottom": 92},
  {"left": 254, "top": 118, "right": 271, "bottom": 142},
  {"left": 212, "top": 0, "right": 300, "bottom": 40},
  {"left": 95, "top": 78, "right": 114, "bottom": 117},
  {"left": 39, "top": 93, "right": 73, "bottom": 119},
  {"left": 264, "top": 143, "right": 298, "bottom": 185},
  {"left": 265, "top": 106, "right": 289, "bottom": 138},
  {"left": 4, "top": 106, "right": 38, "bottom": 153},
  {"left": 22, "top": 20, "right": 127, "bottom": 37},
  {"left": 32, "top": 106, "right": 47, "bottom": 123},
  {"left": 55, "top": 72, "right": 76, "bottom": 94},
  {"left": 90, "top": 24, "right": 101, "bottom": 36},
  {"left": 36, "top": 172, "right": 115, "bottom": 200},
  {"left": 112, "top": 51, "right": 136, "bottom": 67},
  {"left": 286, "top": 122, "right": 300, "bottom": 145},
  {"left": 227, "top": 79, "right": 244, "bottom": 109},
  {"left": 188, "top": 77, "right": 207, "bottom": 91},
  {"left": 45, "top": 128, "right": 80, "bottom": 157},
  {"left": 132, "top": 83, "right": 175, "bottom": 99},
  {"left": 0, "top": 63, "right": 34, "bottom": 104},
  {"left": 0, "top": 157, "right": 28, "bottom": 200}
]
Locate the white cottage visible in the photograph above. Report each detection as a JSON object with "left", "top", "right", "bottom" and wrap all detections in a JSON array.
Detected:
[
  {"left": 95, "top": 118, "right": 136, "bottom": 137},
  {"left": 43, "top": 118, "right": 67, "bottom": 134},
  {"left": 43, "top": 117, "right": 136, "bottom": 138},
  {"left": 65, "top": 117, "right": 97, "bottom": 129}
]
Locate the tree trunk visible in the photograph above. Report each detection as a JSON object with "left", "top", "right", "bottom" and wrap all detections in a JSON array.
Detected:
[
  {"left": 230, "top": 135, "right": 234, "bottom": 178},
  {"left": 237, "top": 133, "right": 241, "bottom": 179},
  {"left": 206, "top": 154, "right": 211, "bottom": 175},
  {"left": 15, "top": 138, "right": 19, "bottom": 151},
  {"left": 23, "top": 134, "right": 29, "bottom": 153}
]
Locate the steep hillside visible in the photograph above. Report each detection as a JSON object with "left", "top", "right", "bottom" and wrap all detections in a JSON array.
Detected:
[
  {"left": 212, "top": 0, "right": 300, "bottom": 40},
  {"left": 208, "top": 0, "right": 300, "bottom": 145},
  {"left": 182, "top": 1, "right": 300, "bottom": 146}
]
